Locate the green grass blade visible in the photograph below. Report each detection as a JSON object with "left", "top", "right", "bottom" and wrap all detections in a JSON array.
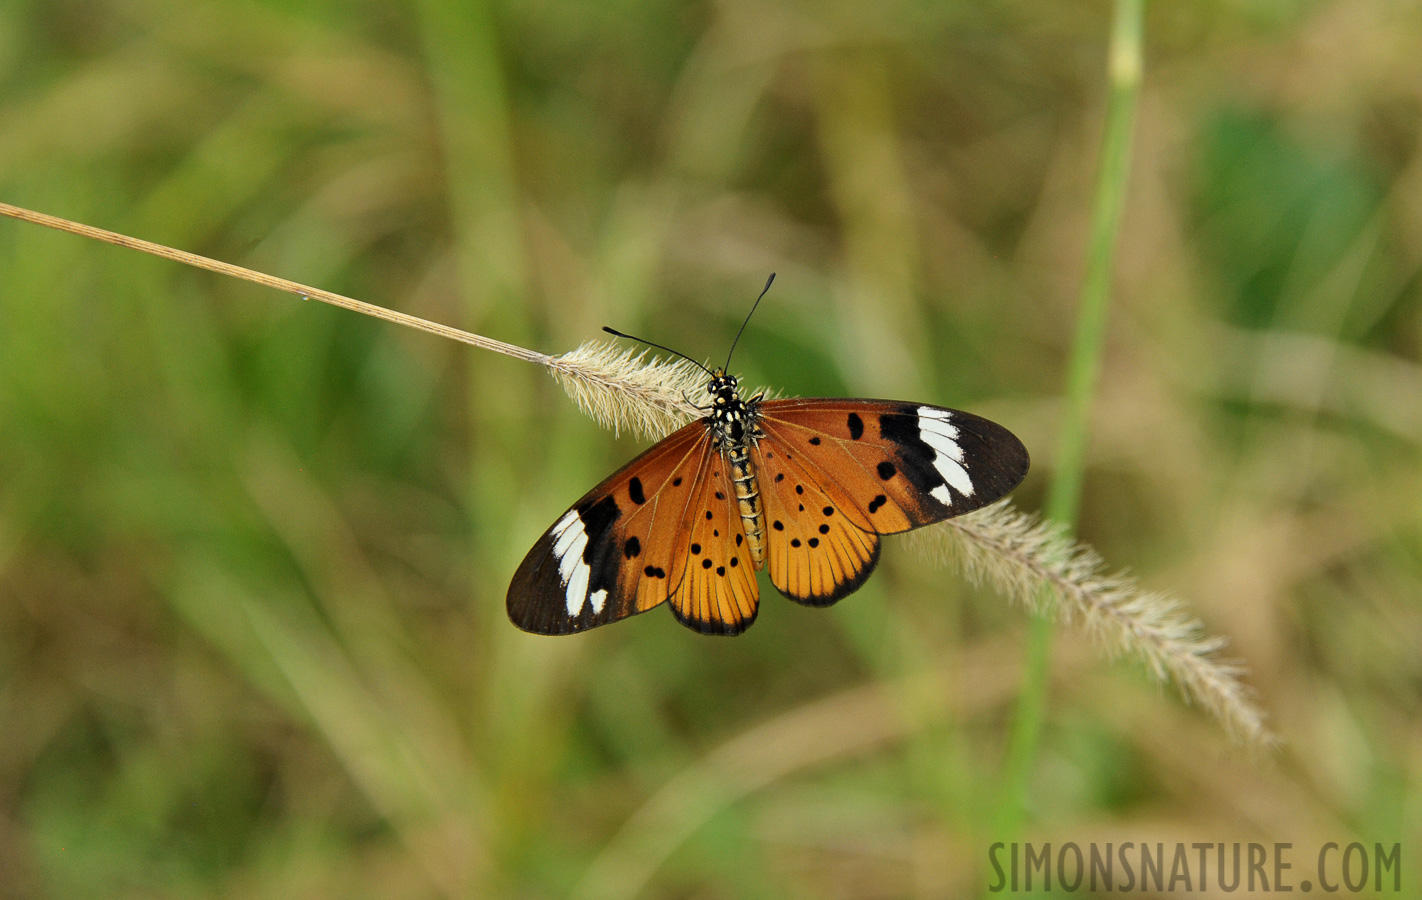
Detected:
[{"left": 990, "top": 0, "right": 1147, "bottom": 852}]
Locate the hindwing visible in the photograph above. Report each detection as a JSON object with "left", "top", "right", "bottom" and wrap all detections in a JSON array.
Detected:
[
  {"left": 665, "top": 453, "right": 759, "bottom": 634},
  {"left": 750, "top": 438, "right": 881, "bottom": 606}
]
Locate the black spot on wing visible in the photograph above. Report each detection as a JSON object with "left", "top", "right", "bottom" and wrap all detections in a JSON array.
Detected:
[
  {"left": 847, "top": 412, "right": 864, "bottom": 440},
  {"left": 628, "top": 477, "right": 646, "bottom": 505},
  {"left": 877, "top": 461, "right": 896, "bottom": 480},
  {"left": 578, "top": 494, "right": 623, "bottom": 600},
  {"left": 577, "top": 495, "right": 622, "bottom": 554},
  {"left": 624, "top": 536, "right": 641, "bottom": 558},
  {"left": 585, "top": 535, "right": 621, "bottom": 606},
  {"left": 878, "top": 410, "right": 948, "bottom": 504}
]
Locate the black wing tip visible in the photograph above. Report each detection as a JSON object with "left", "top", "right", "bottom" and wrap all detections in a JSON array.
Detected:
[
  {"left": 931, "top": 409, "right": 1029, "bottom": 514},
  {"left": 505, "top": 589, "right": 580, "bottom": 635},
  {"left": 976, "top": 420, "right": 1030, "bottom": 501},
  {"left": 505, "top": 563, "right": 616, "bottom": 636},
  {"left": 975, "top": 422, "right": 1029, "bottom": 497},
  {"left": 507, "top": 593, "right": 661, "bottom": 635},
  {"left": 507, "top": 615, "right": 574, "bottom": 636}
]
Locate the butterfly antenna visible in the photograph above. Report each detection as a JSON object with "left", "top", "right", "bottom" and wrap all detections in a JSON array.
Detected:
[
  {"left": 601, "top": 327, "right": 714, "bottom": 377},
  {"left": 725, "top": 272, "right": 774, "bottom": 371}
]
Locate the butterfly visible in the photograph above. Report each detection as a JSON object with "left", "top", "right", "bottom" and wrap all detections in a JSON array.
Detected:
[{"left": 507, "top": 277, "right": 1029, "bottom": 635}]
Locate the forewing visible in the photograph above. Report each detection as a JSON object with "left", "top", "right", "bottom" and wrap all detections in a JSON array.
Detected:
[
  {"left": 665, "top": 455, "right": 760, "bottom": 634},
  {"left": 507, "top": 421, "right": 714, "bottom": 634},
  {"left": 756, "top": 399, "right": 1029, "bottom": 534}
]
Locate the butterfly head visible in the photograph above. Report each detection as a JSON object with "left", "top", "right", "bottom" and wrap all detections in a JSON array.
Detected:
[{"left": 707, "top": 368, "right": 738, "bottom": 399}]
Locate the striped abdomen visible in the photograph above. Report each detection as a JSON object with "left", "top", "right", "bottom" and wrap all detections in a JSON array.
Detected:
[{"left": 725, "top": 441, "right": 766, "bottom": 568}]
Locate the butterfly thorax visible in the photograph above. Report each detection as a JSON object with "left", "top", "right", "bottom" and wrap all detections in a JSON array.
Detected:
[{"left": 705, "top": 371, "right": 767, "bottom": 569}]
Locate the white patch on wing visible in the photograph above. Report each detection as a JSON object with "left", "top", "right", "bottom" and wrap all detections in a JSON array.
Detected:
[
  {"left": 566, "top": 563, "right": 590, "bottom": 614},
  {"left": 917, "top": 418, "right": 964, "bottom": 461},
  {"left": 551, "top": 510, "right": 592, "bottom": 616},
  {"left": 552, "top": 511, "right": 581, "bottom": 561},
  {"left": 589, "top": 589, "right": 607, "bottom": 614},
  {"left": 940, "top": 457, "right": 974, "bottom": 496},
  {"left": 916, "top": 406, "right": 975, "bottom": 499}
]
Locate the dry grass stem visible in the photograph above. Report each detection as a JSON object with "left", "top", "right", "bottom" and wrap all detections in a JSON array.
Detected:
[
  {"left": 923, "top": 503, "right": 1275, "bottom": 748},
  {"left": 0, "top": 202, "right": 705, "bottom": 438},
  {"left": 0, "top": 202, "right": 550, "bottom": 365}
]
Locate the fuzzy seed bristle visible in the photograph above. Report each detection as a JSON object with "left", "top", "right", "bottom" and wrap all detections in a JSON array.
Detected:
[{"left": 916, "top": 502, "right": 1274, "bottom": 748}]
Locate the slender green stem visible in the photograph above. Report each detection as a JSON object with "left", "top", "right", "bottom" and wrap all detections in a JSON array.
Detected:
[{"left": 989, "top": 0, "right": 1146, "bottom": 855}]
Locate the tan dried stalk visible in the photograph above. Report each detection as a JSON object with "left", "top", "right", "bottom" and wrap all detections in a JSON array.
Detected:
[{"left": 0, "top": 201, "right": 1273, "bottom": 747}]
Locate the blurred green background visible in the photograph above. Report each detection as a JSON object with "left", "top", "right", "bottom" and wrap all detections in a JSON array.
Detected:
[{"left": 1, "top": 0, "right": 1419, "bottom": 897}]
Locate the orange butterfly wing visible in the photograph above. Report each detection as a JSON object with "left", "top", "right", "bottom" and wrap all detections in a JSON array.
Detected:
[
  {"left": 750, "top": 439, "right": 881, "bottom": 605},
  {"left": 507, "top": 421, "right": 760, "bottom": 635},
  {"left": 507, "top": 421, "right": 711, "bottom": 634},
  {"left": 665, "top": 453, "right": 760, "bottom": 634},
  {"left": 752, "top": 399, "right": 1029, "bottom": 603}
]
